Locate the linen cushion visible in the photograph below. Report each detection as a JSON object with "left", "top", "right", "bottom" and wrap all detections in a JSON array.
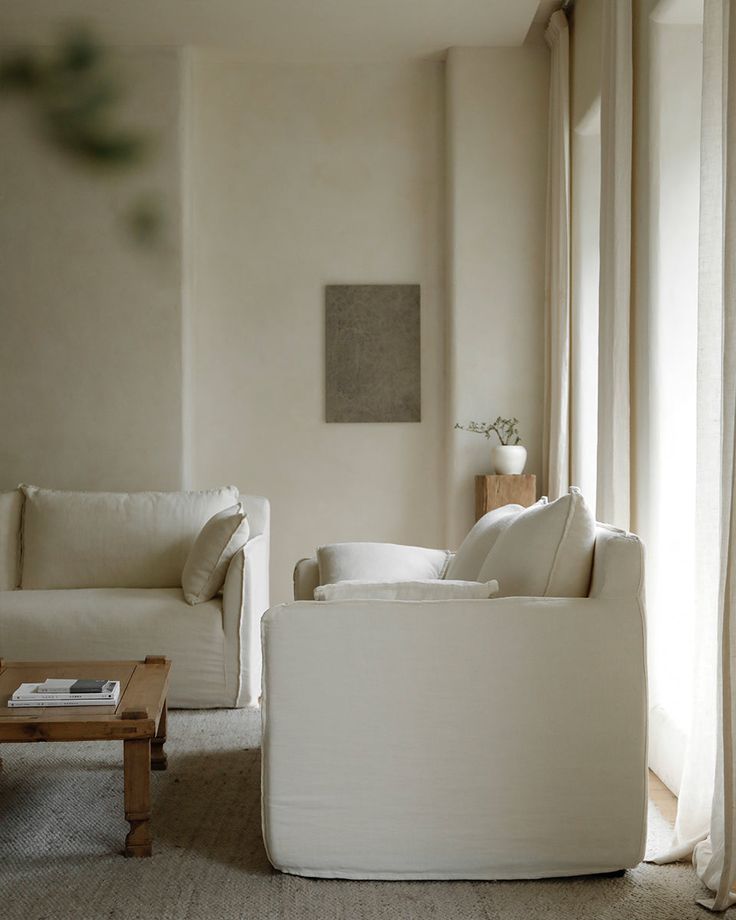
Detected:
[
  {"left": 478, "top": 488, "right": 595, "bottom": 597},
  {"left": 314, "top": 579, "right": 499, "bottom": 601},
  {"left": 0, "top": 587, "right": 227, "bottom": 708},
  {"left": 0, "top": 489, "right": 23, "bottom": 590},
  {"left": 20, "top": 485, "right": 239, "bottom": 589},
  {"left": 182, "top": 503, "right": 250, "bottom": 605},
  {"left": 317, "top": 543, "right": 451, "bottom": 587},
  {"left": 445, "top": 504, "right": 524, "bottom": 580}
]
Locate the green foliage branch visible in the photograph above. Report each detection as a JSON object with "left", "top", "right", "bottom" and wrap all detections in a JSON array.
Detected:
[{"left": 454, "top": 416, "right": 522, "bottom": 446}]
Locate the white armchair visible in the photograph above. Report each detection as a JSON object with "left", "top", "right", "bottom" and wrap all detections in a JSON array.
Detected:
[{"left": 261, "top": 523, "right": 647, "bottom": 879}]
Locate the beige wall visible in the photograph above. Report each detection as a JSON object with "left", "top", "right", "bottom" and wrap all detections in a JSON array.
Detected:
[
  {"left": 186, "top": 59, "right": 447, "bottom": 602},
  {"left": 0, "top": 50, "right": 185, "bottom": 491},
  {"left": 445, "top": 46, "right": 549, "bottom": 548},
  {"left": 0, "top": 45, "right": 551, "bottom": 604}
]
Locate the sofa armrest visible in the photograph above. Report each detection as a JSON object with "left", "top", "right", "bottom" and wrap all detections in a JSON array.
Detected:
[
  {"left": 223, "top": 532, "right": 270, "bottom": 706},
  {"left": 590, "top": 525, "right": 645, "bottom": 599},
  {"left": 261, "top": 595, "right": 648, "bottom": 878},
  {"left": 293, "top": 557, "right": 320, "bottom": 600}
]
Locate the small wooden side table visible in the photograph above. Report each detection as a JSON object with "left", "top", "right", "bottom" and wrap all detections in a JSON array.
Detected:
[{"left": 475, "top": 474, "right": 537, "bottom": 522}]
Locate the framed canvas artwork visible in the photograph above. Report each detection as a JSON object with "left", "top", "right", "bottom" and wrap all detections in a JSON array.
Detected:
[{"left": 325, "top": 284, "right": 420, "bottom": 423}]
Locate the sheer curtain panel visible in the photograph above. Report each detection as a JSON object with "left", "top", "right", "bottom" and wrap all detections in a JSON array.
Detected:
[
  {"left": 543, "top": 9, "right": 572, "bottom": 501},
  {"left": 596, "top": 0, "right": 632, "bottom": 530},
  {"left": 653, "top": 1, "right": 736, "bottom": 910}
]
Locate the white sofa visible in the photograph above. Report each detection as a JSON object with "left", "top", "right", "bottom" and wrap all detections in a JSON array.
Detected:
[
  {"left": 0, "top": 486, "right": 269, "bottom": 708},
  {"left": 261, "top": 522, "right": 647, "bottom": 879}
]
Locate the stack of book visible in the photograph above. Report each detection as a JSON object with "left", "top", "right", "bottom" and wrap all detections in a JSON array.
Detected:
[{"left": 8, "top": 679, "right": 120, "bottom": 708}]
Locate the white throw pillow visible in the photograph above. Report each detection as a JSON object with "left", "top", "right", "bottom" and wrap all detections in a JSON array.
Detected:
[
  {"left": 445, "top": 504, "right": 524, "bottom": 581},
  {"left": 317, "top": 543, "right": 451, "bottom": 586},
  {"left": 314, "top": 579, "right": 499, "bottom": 601},
  {"left": 182, "top": 503, "right": 250, "bottom": 605},
  {"left": 478, "top": 488, "right": 595, "bottom": 597}
]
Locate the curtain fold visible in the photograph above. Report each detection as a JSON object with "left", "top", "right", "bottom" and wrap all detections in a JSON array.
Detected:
[
  {"left": 652, "top": 1, "right": 736, "bottom": 911},
  {"left": 551, "top": 3, "right": 736, "bottom": 903},
  {"left": 695, "top": 0, "right": 736, "bottom": 907},
  {"left": 596, "top": 0, "right": 632, "bottom": 530},
  {"left": 543, "top": 10, "right": 571, "bottom": 501}
]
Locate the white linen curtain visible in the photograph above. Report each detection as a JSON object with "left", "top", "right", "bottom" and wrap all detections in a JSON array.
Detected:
[
  {"left": 543, "top": 0, "right": 632, "bottom": 526},
  {"left": 652, "top": 0, "right": 736, "bottom": 911},
  {"left": 543, "top": 10, "right": 572, "bottom": 501},
  {"left": 596, "top": 0, "right": 632, "bottom": 531}
]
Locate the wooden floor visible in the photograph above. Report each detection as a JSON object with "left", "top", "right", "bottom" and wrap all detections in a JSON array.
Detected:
[{"left": 648, "top": 770, "right": 678, "bottom": 825}]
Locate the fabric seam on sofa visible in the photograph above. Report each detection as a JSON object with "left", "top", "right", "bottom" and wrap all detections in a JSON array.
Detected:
[{"left": 544, "top": 491, "right": 582, "bottom": 596}]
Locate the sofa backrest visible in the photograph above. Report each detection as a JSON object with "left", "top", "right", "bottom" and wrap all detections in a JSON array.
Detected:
[
  {"left": 19, "top": 484, "right": 240, "bottom": 589},
  {"left": 0, "top": 489, "right": 23, "bottom": 590}
]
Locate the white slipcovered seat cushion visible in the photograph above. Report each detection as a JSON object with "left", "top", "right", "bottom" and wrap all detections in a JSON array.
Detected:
[
  {"left": 182, "top": 503, "right": 250, "bottom": 605},
  {"left": 0, "top": 489, "right": 22, "bottom": 590},
  {"left": 317, "top": 543, "right": 451, "bottom": 586},
  {"left": 0, "top": 588, "right": 229, "bottom": 708},
  {"left": 478, "top": 487, "right": 595, "bottom": 597},
  {"left": 314, "top": 579, "right": 499, "bottom": 601},
  {"left": 19, "top": 485, "right": 239, "bottom": 589},
  {"left": 445, "top": 504, "right": 524, "bottom": 580}
]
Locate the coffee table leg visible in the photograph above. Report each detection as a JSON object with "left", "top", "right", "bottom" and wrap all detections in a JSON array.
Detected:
[
  {"left": 124, "top": 738, "right": 152, "bottom": 857},
  {"left": 151, "top": 701, "right": 167, "bottom": 771}
]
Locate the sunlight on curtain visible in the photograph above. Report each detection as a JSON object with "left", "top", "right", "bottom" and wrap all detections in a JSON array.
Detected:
[
  {"left": 543, "top": 10, "right": 572, "bottom": 501},
  {"left": 569, "top": 106, "right": 599, "bottom": 512},
  {"left": 654, "top": 1, "right": 736, "bottom": 911},
  {"left": 596, "top": 0, "right": 632, "bottom": 531},
  {"left": 688, "top": 0, "right": 736, "bottom": 907},
  {"left": 641, "top": 15, "right": 702, "bottom": 800}
]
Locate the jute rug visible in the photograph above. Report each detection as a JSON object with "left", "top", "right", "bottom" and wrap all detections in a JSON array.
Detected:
[{"left": 0, "top": 709, "right": 707, "bottom": 920}]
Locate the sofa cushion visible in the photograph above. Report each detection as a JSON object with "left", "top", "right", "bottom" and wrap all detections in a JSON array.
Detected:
[
  {"left": 0, "top": 489, "right": 23, "bottom": 590},
  {"left": 478, "top": 488, "right": 595, "bottom": 597},
  {"left": 317, "top": 543, "right": 451, "bottom": 587},
  {"left": 445, "top": 504, "right": 524, "bottom": 581},
  {"left": 20, "top": 485, "right": 239, "bottom": 589},
  {"left": 182, "top": 503, "right": 250, "bottom": 605},
  {"left": 314, "top": 579, "right": 500, "bottom": 601},
  {"left": 0, "top": 587, "right": 228, "bottom": 708}
]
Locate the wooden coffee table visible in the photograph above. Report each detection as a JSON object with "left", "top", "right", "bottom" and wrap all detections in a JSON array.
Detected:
[{"left": 0, "top": 656, "right": 170, "bottom": 857}]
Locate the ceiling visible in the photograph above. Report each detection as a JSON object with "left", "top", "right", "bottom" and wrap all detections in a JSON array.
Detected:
[{"left": 0, "top": 0, "right": 548, "bottom": 61}]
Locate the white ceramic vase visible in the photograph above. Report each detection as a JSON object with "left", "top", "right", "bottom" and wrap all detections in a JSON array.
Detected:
[{"left": 492, "top": 444, "right": 527, "bottom": 475}]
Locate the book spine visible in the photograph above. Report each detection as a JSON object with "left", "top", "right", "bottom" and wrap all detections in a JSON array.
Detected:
[
  {"left": 13, "top": 693, "right": 117, "bottom": 702},
  {"left": 8, "top": 698, "right": 118, "bottom": 708}
]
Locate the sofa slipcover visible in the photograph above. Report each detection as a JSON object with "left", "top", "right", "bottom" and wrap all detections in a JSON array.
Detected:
[
  {"left": 0, "top": 489, "right": 270, "bottom": 708},
  {"left": 263, "top": 523, "right": 647, "bottom": 879},
  {"left": 0, "top": 589, "right": 227, "bottom": 708}
]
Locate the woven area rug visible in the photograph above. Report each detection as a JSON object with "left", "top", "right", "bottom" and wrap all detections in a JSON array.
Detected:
[{"left": 0, "top": 709, "right": 707, "bottom": 920}]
